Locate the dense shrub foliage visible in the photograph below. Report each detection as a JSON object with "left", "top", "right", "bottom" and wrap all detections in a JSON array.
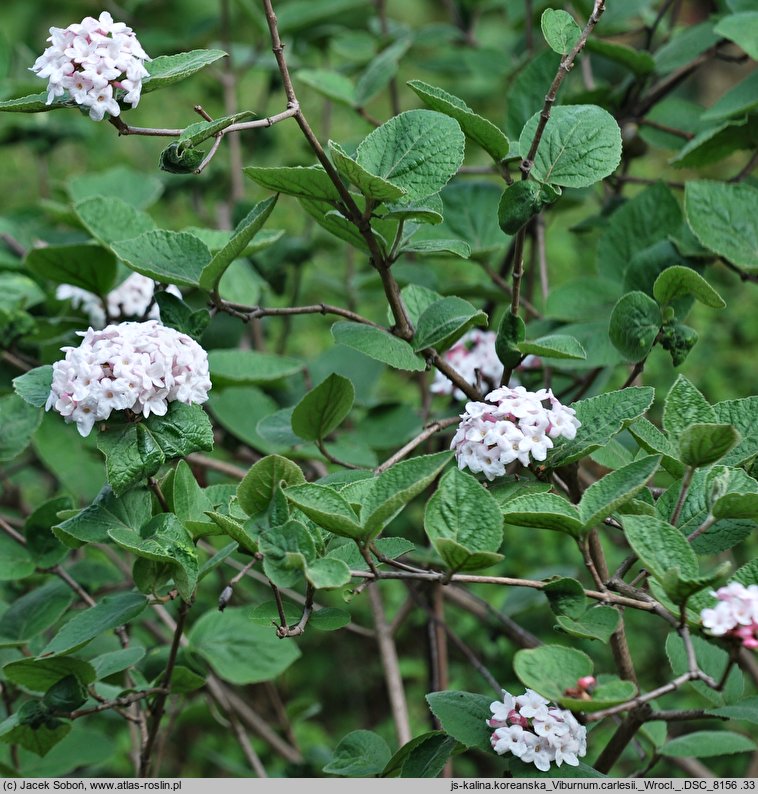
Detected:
[{"left": 0, "top": 0, "right": 757, "bottom": 779}]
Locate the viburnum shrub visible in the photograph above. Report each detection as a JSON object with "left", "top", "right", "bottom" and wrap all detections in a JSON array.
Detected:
[{"left": 0, "top": 0, "right": 757, "bottom": 780}]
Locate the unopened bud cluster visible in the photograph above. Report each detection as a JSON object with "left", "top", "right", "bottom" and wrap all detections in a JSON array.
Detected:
[
  {"left": 31, "top": 11, "right": 149, "bottom": 120},
  {"left": 57, "top": 274, "right": 181, "bottom": 328},
  {"left": 430, "top": 329, "right": 540, "bottom": 400},
  {"left": 46, "top": 321, "right": 212, "bottom": 437},
  {"left": 488, "top": 688, "right": 587, "bottom": 772},
  {"left": 701, "top": 582, "right": 758, "bottom": 649},
  {"left": 451, "top": 386, "right": 581, "bottom": 480}
]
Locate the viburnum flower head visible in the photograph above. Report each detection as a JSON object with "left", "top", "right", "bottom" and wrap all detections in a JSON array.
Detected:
[
  {"left": 487, "top": 689, "right": 587, "bottom": 772},
  {"left": 451, "top": 385, "right": 581, "bottom": 480},
  {"left": 56, "top": 274, "right": 181, "bottom": 328},
  {"left": 430, "top": 329, "right": 541, "bottom": 400},
  {"left": 46, "top": 321, "right": 212, "bottom": 437},
  {"left": 701, "top": 582, "right": 758, "bottom": 649},
  {"left": 31, "top": 11, "right": 150, "bottom": 120}
]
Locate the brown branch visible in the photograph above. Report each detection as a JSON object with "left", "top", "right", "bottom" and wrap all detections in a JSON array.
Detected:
[
  {"left": 276, "top": 584, "right": 314, "bottom": 638},
  {"left": 69, "top": 689, "right": 167, "bottom": 720},
  {"left": 375, "top": 417, "right": 458, "bottom": 474},
  {"left": 593, "top": 706, "right": 650, "bottom": 775},
  {"left": 187, "top": 453, "right": 247, "bottom": 480},
  {"left": 316, "top": 439, "right": 363, "bottom": 471}
]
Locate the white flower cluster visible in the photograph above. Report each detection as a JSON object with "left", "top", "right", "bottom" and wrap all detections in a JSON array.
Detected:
[
  {"left": 430, "top": 330, "right": 541, "bottom": 401},
  {"left": 56, "top": 274, "right": 181, "bottom": 328},
  {"left": 701, "top": 582, "right": 758, "bottom": 650},
  {"left": 31, "top": 11, "right": 150, "bottom": 121},
  {"left": 45, "top": 321, "right": 212, "bottom": 437},
  {"left": 488, "top": 689, "right": 587, "bottom": 772},
  {"left": 451, "top": 386, "right": 580, "bottom": 480}
]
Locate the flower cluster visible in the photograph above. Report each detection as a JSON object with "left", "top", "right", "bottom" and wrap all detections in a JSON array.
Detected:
[
  {"left": 31, "top": 11, "right": 150, "bottom": 120},
  {"left": 701, "top": 582, "right": 758, "bottom": 649},
  {"left": 45, "top": 321, "right": 212, "bottom": 437},
  {"left": 430, "top": 329, "right": 541, "bottom": 400},
  {"left": 451, "top": 386, "right": 581, "bottom": 480},
  {"left": 487, "top": 689, "right": 587, "bottom": 772},
  {"left": 56, "top": 274, "right": 181, "bottom": 328}
]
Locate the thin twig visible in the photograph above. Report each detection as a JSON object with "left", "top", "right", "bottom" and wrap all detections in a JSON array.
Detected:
[{"left": 375, "top": 417, "right": 458, "bottom": 473}]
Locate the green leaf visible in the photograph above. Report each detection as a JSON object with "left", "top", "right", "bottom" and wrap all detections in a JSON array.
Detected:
[
  {"left": 142, "top": 49, "right": 227, "bottom": 93},
  {"left": 111, "top": 230, "right": 211, "bottom": 288},
  {"left": 544, "top": 577, "right": 587, "bottom": 619},
  {"left": 198, "top": 196, "right": 278, "bottom": 290},
  {"left": 514, "top": 645, "right": 591, "bottom": 703},
  {"left": 670, "top": 119, "right": 754, "bottom": 169},
  {"left": 622, "top": 514, "right": 698, "bottom": 584},
  {"left": 425, "top": 691, "right": 493, "bottom": 752},
  {"left": 4, "top": 657, "right": 95, "bottom": 691},
  {"left": 0, "top": 706, "right": 70, "bottom": 758},
  {"left": 519, "top": 334, "right": 586, "bottom": 361},
  {"left": 661, "top": 731, "right": 756, "bottom": 758},
  {"left": 13, "top": 365, "right": 53, "bottom": 408},
  {"left": 597, "top": 183, "right": 682, "bottom": 281},
  {"left": 714, "top": 396, "right": 758, "bottom": 466},
  {"left": 0, "top": 273, "right": 45, "bottom": 311},
  {"left": 547, "top": 387, "right": 655, "bottom": 468},
  {"left": 209, "top": 349, "right": 302, "bottom": 386},
  {"left": 663, "top": 375, "right": 715, "bottom": 442},
  {"left": 424, "top": 468, "right": 503, "bottom": 570},
  {"left": 412, "top": 297, "right": 487, "bottom": 353},
  {"left": 501, "top": 493, "right": 584, "bottom": 538},
  {"left": 90, "top": 647, "right": 145, "bottom": 680},
  {"left": 578, "top": 455, "right": 661, "bottom": 529},
  {"left": 43, "top": 675, "right": 87, "bottom": 712},
  {"left": 585, "top": 38, "right": 655, "bottom": 75},
  {"left": 0, "top": 394, "right": 42, "bottom": 463},
  {"left": 0, "top": 533, "right": 34, "bottom": 581},
  {"left": 355, "top": 37, "right": 411, "bottom": 107},
  {"left": 714, "top": 12, "right": 758, "bottom": 58},
  {"left": 713, "top": 492, "right": 758, "bottom": 520},
  {"left": 706, "top": 697, "right": 758, "bottom": 724},
  {"left": 519, "top": 105, "right": 622, "bottom": 187},
  {"left": 328, "top": 141, "right": 406, "bottom": 202},
  {"left": 74, "top": 197, "right": 156, "bottom": 246},
  {"left": 109, "top": 514, "right": 198, "bottom": 601},
  {"left": 355, "top": 110, "right": 465, "bottom": 202},
  {"left": 679, "top": 423, "right": 740, "bottom": 468},
  {"left": 541, "top": 9, "right": 581, "bottom": 54},
  {"left": 608, "top": 291, "right": 662, "bottom": 362},
  {"left": 495, "top": 312, "right": 526, "bottom": 370},
  {"left": 53, "top": 485, "right": 151, "bottom": 546},
  {"left": 68, "top": 166, "right": 163, "bottom": 210},
  {"left": 323, "top": 730, "right": 392, "bottom": 777},
  {"left": 154, "top": 292, "right": 210, "bottom": 340},
  {"left": 556, "top": 606, "right": 620, "bottom": 643},
  {"left": 331, "top": 322, "right": 426, "bottom": 372},
  {"left": 666, "top": 633, "right": 743, "bottom": 706},
  {"left": 41, "top": 593, "right": 148, "bottom": 656},
  {"left": 361, "top": 451, "right": 452, "bottom": 539},
  {"left": 0, "top": 581, "right": 73, "bottom": 647},
  {"left": 498, "top": 180, "right": 545, "bottom": 235},
  {"left": 291, "top": 373, "right": 355, "bottom": 442},
  {"left": 400, "top": 239, "right": 471, "bottom": 258},
  {"left": 25, "top": 244, "right": 117, "bottom": 295},
  {"left": 243, "top": 166, "right": 341, "bottom": 201},
  {"left": 296, "top": 69, "right": 357, "bottom": 106},
  {"left": 685, "top": 180, "right": 758, "bottom": 270},
  {"left": 188, "top": 607, "right": 301, "bottom": 684},
  {"left": 143, "top": 403, "right": 214, "bottom": 461},
  {"left": 0, "top": 92, "right": 64, "bottom": 113},
  {"left": 382, "top": 732, "right": 462, "bottom": 778},
  {"left": 702, "top": 69, "right": 758, "bottom": 123},
  {"left": 285, "top": 483, "right": 365, "bottom": 540},
  {"left": 505, "top": 50, "right": 560, "bottom": 140},
  {"left": 237, "top": 455, "right": 305, "bottom": 516},
  {"left": 406, "top": 80, "right": 510, "bottom": 162},
  {"left": 653, "top": 265, "right": 726, "bottom": 308}
]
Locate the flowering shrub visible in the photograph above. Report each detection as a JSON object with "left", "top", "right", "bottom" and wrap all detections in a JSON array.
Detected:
[
  {"left": 31, "top": 11, "right": 150, "bottom": 119},
  {"left": 0, "top": 0, "right": 757, "bottom": 782}
]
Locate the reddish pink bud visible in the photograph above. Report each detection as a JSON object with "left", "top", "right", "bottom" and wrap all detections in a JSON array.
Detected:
[
  {"left": 507, "top": 709, "right": 529, "bottom": 728},
  {"left": 577, "top": 676, "right": 596, "bottom": 691}
]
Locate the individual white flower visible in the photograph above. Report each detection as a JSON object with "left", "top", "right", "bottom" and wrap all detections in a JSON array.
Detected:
[
  {"left": 515, "top": 689, "right": 550, "bottom": 720},
  {"left": 31, "top": 11, "right": 150, "bottom": 120},
  {"left": 45, "top": 321, "right": 212, "bottom": 437},
  {"left": 451, "top": 386, "right": 580, "bottom": 479},
  {"left": 56, "top": 274, "right": 181, "bottom": 328},
  {"left": 487, "top": 690, "right": 517, "bottom": 728},
  {"left": 491, "top": 725, "right": 532, "bottom": 758}
]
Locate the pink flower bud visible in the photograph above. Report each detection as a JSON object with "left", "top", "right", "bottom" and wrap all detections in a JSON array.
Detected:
[
  {"left": 507, "top": 709, "right": 529, "bottom": 728},
  {"left": 577, "top": 676, "right": 596, "bottom": 691}
]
